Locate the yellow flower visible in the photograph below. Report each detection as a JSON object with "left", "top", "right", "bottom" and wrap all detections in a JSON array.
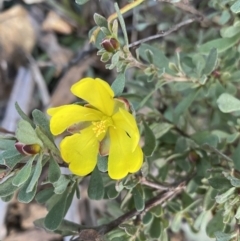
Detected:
[{"left": 47, "top": 77, "right": 143, "bottom": 180}]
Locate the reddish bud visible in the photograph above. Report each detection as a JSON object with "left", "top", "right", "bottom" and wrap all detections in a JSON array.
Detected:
[
  {"left": 101, "top": 38, "right": 119, "bottom": 52},
  {"left": 188, "top": 151, "right": 200, "bottom": 163},
  {"left": 15, "top": 142, "right": 41, "bottom": 156}
]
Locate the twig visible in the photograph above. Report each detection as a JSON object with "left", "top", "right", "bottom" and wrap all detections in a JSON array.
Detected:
[
  {"left": 129, "top": 17, "right": 202, "bottom": 48},
  {"left": 97, "top": 182, "right": 185, "bottom": 235},
  {"left": 141, "top": 177, "right": 171, "bottom": 190},
  {"left": 71, "top": 183, "right": 185, "bottom": 241}
]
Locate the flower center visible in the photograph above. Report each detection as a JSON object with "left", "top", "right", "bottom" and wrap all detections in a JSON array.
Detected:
[{"left": 92, "top": 120, "right": 107, "bottom": 137}]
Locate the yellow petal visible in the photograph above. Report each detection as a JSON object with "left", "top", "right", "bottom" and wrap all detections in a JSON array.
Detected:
[
  {"left": 60, "top": 127, "right": 99, "bottom": 176},
  {"left": 108, "top": 127, "right": 143, "bottom": 180},
  {"left": 71, "top": 78, "right": 115, "bottom": 116},
  {"left": 112, "top": 108, "right": 140, "bottom": 151},
  {"left": 47, "top": 105, "right": 102, "bottom": 135}
]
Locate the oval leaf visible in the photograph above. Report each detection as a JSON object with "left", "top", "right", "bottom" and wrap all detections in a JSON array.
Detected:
[
  {"left": 143, "top": 121, "right": 156, "bottom": 157},
  {"left": 88, "top": 167, "right": 104, "bottom": 200},
  {"left": 217, "top": 93, "right": 240, "bottom": 113}
]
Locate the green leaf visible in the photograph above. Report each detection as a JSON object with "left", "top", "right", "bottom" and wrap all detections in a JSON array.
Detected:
[
  {"left": 32, "top": 109, "right": 53, "bottom": 142},
  {"left": 220, "top": 25, "right": 240, "bottom": 38},
  {"left": 132, "top": 184, "right": 145, "bottom": 211},
  {"left": 53, "top": 175, "right": 70, "bottom": 194},
  {"left": 0, "top": 175, "right": 19, "bottom": 197},
  {"left": 75, "top": 0, "right": 89, "bottom": 5},
  {"left": 35, "top": 187, "right": 54, "bottom": 204},
  {"left": 48, "top": 157, "right": 61, "bottom": 183},
  {"left": 151, "top": 122, "right": 173, "bottom": 139},
  {"left": 208, "top": 177, "right": 231, "bottom": 190},
  {"left": 1, "top": 193, "right": 14, "bottom": 202},
  {"left": 226, "top": 176, "right": 240, "bottom": 187},
  {"left": 199, "top": 34, "right": 240, "bottom": 53},
  {"left": 206, "top": 211, "right": 224, "bottom": 238},
  {"left": 150, "top": 205, "right": 163, "bottom": 217},
  {"left": 111, "top": 73, "right": 125, "bottom": 96},
  {"left": 0, "top": 139, "right": 15, "bottom": 150},
  {"left": 97, "top": 155, "right": 108, "bottom": 172},
  {"left": 35, "top": 218, "right": 80, "bottom": 236},
  {"left": 138, "top": 44, "right": 169, "bottom": 70},
  {"left": 35, "top": 126, "right": 60, "bottom": 155},
  {"left": 192, "top": 132, "right": 218, "bottom": 147},
  {"left": 106, "top": 184, "right": 119, "bottom": 199},
  {"left": 203, "top": 188, "right": 216, "bottom": 210},
  {"left": 143, "top": 121, "right": 156, "bottom": 157},
  {"left": 231, "top": 0, "right": 240, "bottom": 13},
  {"left": 215, "top": 187, "right": 235, "bottom": 204},
  {"left": 173, "top": 90, "right": 199, "bottom": 122},
  {"left": 16, "top": 120, "right": 43, "bottom": 146},
  {"left": 12, "top": 156, "right": 35, "bottom": 187},
  {"left": 215, "top": 231, "right": 232, "bottom": 241},
  {"left": 0, "top": 149, "right": 23, "bottom": 169},
  {"left": 88, "top": 167, "right": 104, "bottom": 200},
  {"left": 235, "top": 205, "right": 240, "bottom": 219},
  {"left": 202, "top": 48, "right": 218, "bottom": 75},
  {"left": 18, "top": 174, "right": 37, "bottom": 203},
  {"left": 120, "top": 224, "right": 137, "bottom": 236},
  {"left": 143, "top": 212, "right": 153, "bottom": 225},
  {"left": 217, "top": 93, "right": 240, "bottom": 113},
  {"left": 15, "top": 102, "right": 35, "bottom": 128},
  {"left": 93, "top": 13, "right": 108, "bottom": 28},
  {"left": 27, "top": 154, "right": 43, "bottom": 193},
  {"left": 193, "top": 211, "right": 209, "bottom": 230},
  {"left": 44, "top": 189, "right": 69, "bottom": 231},
  {"left": 149, "top": 217, "right": 162, "bottom": 238},
  {"left": 114, "top": 3, "right": 128, "bottom": 47}
]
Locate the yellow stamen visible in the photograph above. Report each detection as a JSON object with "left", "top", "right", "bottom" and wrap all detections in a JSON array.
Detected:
[{"left": 92, "top": 120, "right": 106, "bottom": 137}]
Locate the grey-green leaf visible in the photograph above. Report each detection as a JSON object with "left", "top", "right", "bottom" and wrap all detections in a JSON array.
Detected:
[
  {"left": 173, "top": 90, "right": 199, "bottom": 122},
  {"left": 132, "top": 185, "right": 145, "bottom": 211},
  {"left": 206, "top": 211, "right": 224, "bottom": 237},
  {"left": 15, "top": 102, "right": 35, "bottom": 128},
  {"left": 0, "top": 175, "right": 19, "bottom": 197},
  {"left": 27, "top": 155, "right": 43, "bottom": 193},
  {"left": 97, "top": 155, "right": 108, "bottom": 172},
  {"left": 199, "top": 34, "right": 240, "bottom": 53},
  {"left": 143, "top": 121, "right": 156, "bottom": 157},
  {"left": 149, "top": 217, "right": 162, "bottom": 239},
  {"left": 202, "top": 48, "right": 218, "bottom": 76},
  {"left": 139, "top": 44, "right": 169, "bottom": 70},
  {"left": 44, "top": 189, "right": 69, "bottom": 230},
  {"left": 48, "top": 157, "right": 61, "bottom": 183},
  {"left": 111, "top": 73, "right": 125, "bottom": 96},
  {"left": 32, "top": 109, "right": 53, "bottom": 142},
  {"left": 53, "top": 175, "right": 70, "bottom": 195},
  {"left": 231, "top": 0, "right": 240, "bottom": 13},
  {"left": 16, "top": 120, "right": 43, "bottom": 146},
  {"left": 215, "top": 231, "right": 232, "bottom": 241},
  {"left": 93, "top": 13, "right": 108, "bottom": 28},
  {"left": 12, "top": 156, "right": 35, "bottom": 187},
  {"left": 217, "top": 93, "right": 240, "bottom": 113},
  {"left": 18, "top": 175, "right": 37, "bottom": 203},
  {"left": 88, "top": 167, "right": 104, "bottom": 200}
]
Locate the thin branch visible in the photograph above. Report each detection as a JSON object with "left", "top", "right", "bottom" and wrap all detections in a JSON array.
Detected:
[
  {"left": 129, "top": 17, "right": 202, "bottom": 48},
  {"left": 98, "top": 183, "right": 185, "bottom": 235},
  {"left": 141, "top": 177, "right": 171, "bottom": 190},
  {"left": 72, "top": 182, "right": 185, "bottom": 241}
]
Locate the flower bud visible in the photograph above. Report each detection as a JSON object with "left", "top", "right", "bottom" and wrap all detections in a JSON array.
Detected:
[
  {"left": 15, "top": 142, "right": 41, "bottom": 156},
  {"left": 101, "top": 38, "right": 119, "bottom": 52},
  {"left": 188, "top": 151, "right": 200, "bottom": 163}
]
